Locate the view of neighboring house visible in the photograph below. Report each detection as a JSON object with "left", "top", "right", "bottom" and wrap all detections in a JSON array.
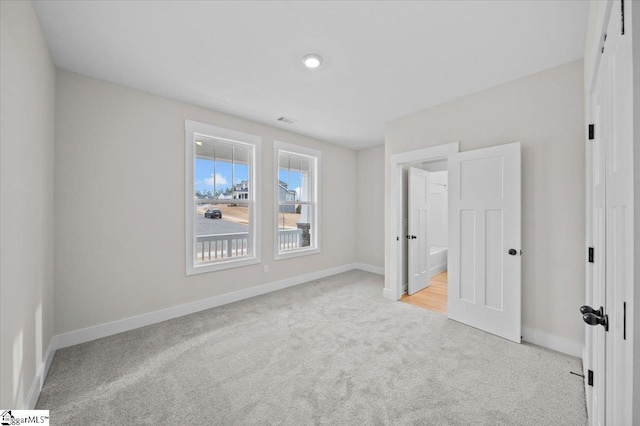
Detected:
[
  {"left": 218, "top": 190, "right": 232, "bottom": 200},
  {"left": 226, "top": 180, "right": 297, "bottom": 204},
  {"left": 278, "top": 180, "right": 297, "bottom": 213},
  {"left": 194, "top": 181, "right": 249, "bottom": 201},
  {"left": 232, "top": 180, "right": 249, "bottom": 200},
  {"left": 196, "top": 179, "right": 299, "bottom": 212}
]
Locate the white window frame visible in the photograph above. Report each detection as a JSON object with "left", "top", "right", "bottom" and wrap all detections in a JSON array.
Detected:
[
  {"left": 273, "top": 140, "right": 321, "bottom": 260},
  {"left": 185, "top": 119, "right": 261, "bottom": 275}
]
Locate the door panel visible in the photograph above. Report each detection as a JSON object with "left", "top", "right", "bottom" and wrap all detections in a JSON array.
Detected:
[
  {"left": 408, "top": 167, "right": 431, "bottom": 295},
  {"left": 459, "top": 210, "right": 476, "bottom": 302},
  {"left": 586, "top": 3, "right": 634, "bottom": 424},
  {"left": 448, "top": 142, "right": 521, "bottom": 343},
  {"left": 485, "top": 210, "right": 504, "bottom": 311},
  {"left": 460, "top": 155, "right": 503, "bottom": 200}
]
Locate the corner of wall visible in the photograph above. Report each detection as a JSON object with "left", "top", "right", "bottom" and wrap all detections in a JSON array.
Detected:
[
  {"left": 355, "top": 145, "right": 385, "bottom": 269},
  {"left": 0, "top": 0, "right": 57, "bottom": 409}
]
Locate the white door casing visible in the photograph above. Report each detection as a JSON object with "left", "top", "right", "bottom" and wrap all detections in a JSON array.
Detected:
[
  {"left": 408, "top": 167, "right": 431, "bottom": 295},
  {"left": 447, "top": 142, "right": 522, "bottom": 343}
]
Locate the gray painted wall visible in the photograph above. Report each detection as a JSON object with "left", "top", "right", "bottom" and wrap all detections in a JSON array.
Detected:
[
  {"left": 54, "top": 70, "right": 357, "bottom": 334},
  {"left": 385, "top": 60, "right": 585, "bottom": 345},
  {"left": 0, "top": 1, "right": 56, "bottom": 408},
  {"left": 356, "top": 145, "right": 385, "bottom": 269}
]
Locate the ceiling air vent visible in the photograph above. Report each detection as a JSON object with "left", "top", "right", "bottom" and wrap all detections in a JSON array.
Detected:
[{"left": 277, "top": 116, "right": 297, "bottom": 125}]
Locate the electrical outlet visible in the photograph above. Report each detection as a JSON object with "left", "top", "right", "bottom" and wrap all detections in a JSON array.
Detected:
[{"left": 264, "top": 265, "right": 269, "bottom": 273}]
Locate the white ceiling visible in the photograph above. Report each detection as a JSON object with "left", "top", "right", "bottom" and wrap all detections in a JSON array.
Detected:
[{"left": 33, "top": 1, "right": 588, "bottom": 150}]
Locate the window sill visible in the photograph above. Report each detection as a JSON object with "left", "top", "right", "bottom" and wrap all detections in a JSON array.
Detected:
[
  {"left": 186, "top": 256, "right": 260, "bottom": 276},
  {"left": 274, "top": 247, "right": 320, "bottom": 261}
]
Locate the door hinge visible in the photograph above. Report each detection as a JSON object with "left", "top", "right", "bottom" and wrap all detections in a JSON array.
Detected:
[
  {"left": 588, "top": 124, "right": 595, "bottom": 140},
  {"left": 621, "top": 0, "right": 625, "bottom": 35},
  {"left": 588, "top": 247, "right": 594, "bottom": 263},
  {"left": 588, "top": 370, "right": 594, "bottom": 386},
  {"left": 623, "top": 301, "right": 626, "bottom": 340}
]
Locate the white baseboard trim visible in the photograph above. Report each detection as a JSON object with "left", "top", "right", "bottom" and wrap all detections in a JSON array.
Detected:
[
  {"left": 430, "top": 264, "right": 447, "bottom": 277},
  {"left": 382, "top": 287, "right": 395, "bottom": 300},
  {"left": 52, "top": 263, "right": 356, "bottom": 351},
  {"left": 354, "top": 263, "right": 385, "bottom": 276},
  {"left": 24, "top": 340, "right": 55, "bottom": 409},
  {"left": 28, "top": 269, "right": 584, "bottom": 408},
  {"left": 521, "top": 327, "right": 583, "bottom": 358}
]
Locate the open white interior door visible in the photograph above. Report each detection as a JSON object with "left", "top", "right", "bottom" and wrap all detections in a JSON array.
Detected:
[
  {"left": 447, "top": 142, "right": 521, "bottom": 342},
  {"left": 585, "top": 2, "right": 634, "bottom": 424},
  {"left": 408, "top": 167, "right": 431, "bottom": 295}
]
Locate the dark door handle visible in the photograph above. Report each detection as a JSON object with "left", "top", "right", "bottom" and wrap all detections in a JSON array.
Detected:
[
  {"left": 411, "top": 235, "right": 417, "bottom": 239},
  {"left": 583, "top": 312, "right": 609, "bottom": 331},
  {"left": 508, "top": 249, "right": 517, "bottom": 256},
  {"left": 580, "top": 305, "right": 603, "bottom": 317}
]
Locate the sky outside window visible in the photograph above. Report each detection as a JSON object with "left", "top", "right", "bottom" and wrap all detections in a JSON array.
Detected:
[{"left": 195, "top": 158, "right": 249, "bottom": 195}]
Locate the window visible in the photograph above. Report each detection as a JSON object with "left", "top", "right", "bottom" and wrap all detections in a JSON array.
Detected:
[
  {"left": 185, "top": 120, "right": 261, "bottom": 275},
  {"left": 274, "top": 141, "right": 320, "bottom": 259}
]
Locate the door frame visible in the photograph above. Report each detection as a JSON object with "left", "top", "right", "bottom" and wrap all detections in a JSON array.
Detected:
[{"left": 385, "top": 142, "right": 459, "bottom": 300}]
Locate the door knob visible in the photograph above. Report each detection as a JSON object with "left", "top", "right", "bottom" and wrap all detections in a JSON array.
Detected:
[
  {"left": 508, "top": 249, "right": 517, "bottom": 256},
  {"left": 583, "top": 312, "right": 609, "bottom": 331},
  {"left": 580, "top": 305, "right": 603, "bottom": 317},
  {"left": 411, "top": 235, "right": 417, "bottom": 239}
]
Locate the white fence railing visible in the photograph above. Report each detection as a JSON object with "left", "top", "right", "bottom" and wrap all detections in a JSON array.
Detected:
[
  {"left": 196, "top": 232, "right": 249, "bottom": 261},
  {"left": 279, "top": 229, "right": 303, "bottom": 251},
  {"left": 196, "top": 229, "right": 304, "bottom": 262}
]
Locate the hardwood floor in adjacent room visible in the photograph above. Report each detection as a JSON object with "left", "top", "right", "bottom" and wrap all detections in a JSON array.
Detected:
[{"left": 401, "top": 271, "right": 447, "bottom": 314}]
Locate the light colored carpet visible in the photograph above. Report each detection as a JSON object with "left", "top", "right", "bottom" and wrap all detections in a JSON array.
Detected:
[{"left": 37, "top": 270, "right": 587, "bottom": 425}]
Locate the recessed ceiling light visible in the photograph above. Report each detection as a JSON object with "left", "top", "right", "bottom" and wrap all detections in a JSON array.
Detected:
[
  {"left": 302, "top": 54, "right": 322, "bottom": 69},
  {"left": 195, "top": 140, "right": 203, "bottom": 146}
]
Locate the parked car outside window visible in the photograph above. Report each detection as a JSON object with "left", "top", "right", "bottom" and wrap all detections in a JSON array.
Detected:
[{"left": 204, "top": 208, "right": 222, "bottom": 219}]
